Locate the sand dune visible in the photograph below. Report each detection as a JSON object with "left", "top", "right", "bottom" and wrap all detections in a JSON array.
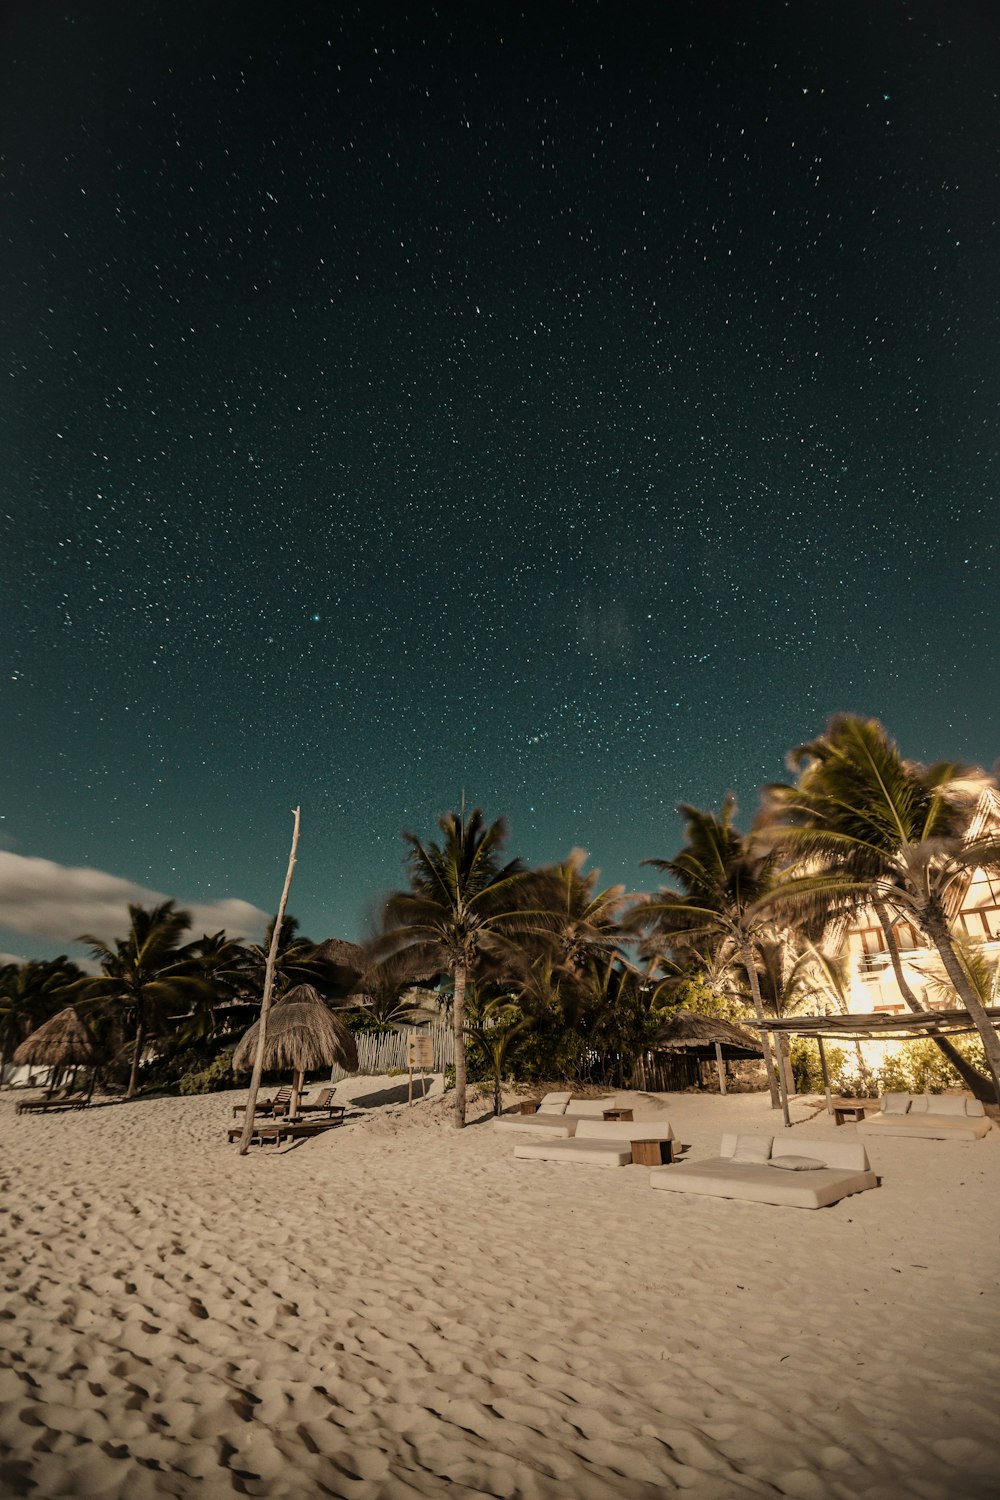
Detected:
[{"left": 1, "top": 1080, "right": 998, "bottom": 1498}]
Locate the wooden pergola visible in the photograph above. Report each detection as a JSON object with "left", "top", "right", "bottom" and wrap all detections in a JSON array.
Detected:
[{"left": 751, "top": 1007, "right": 1000, "bottom": 1127}]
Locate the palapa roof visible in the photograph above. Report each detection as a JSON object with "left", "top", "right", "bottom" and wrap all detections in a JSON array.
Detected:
[
  {"left": 305, "top": 938, "right": 369, "bottom": 997},
  {"left": 13, "top": 1007, "right": 103, "bottom": 1068},
  {"left": 652, "top": 1009, "right": 764, "bottom": 1060},
  {"left": 231, "top": 984, "right": 359, "bottom": 1074}
]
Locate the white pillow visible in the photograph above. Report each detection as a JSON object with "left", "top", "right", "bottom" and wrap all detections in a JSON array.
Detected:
[
  {"left": 926, "top": 1094, "right": 969, "bottom": 1116},
  {"left": 731, "top": 1134, "right": 771, "bottom": 1164},
  {"left": 881, "top": 1092, "right": 911, "bottom": 1115},
  {"left": 769, "top": 1155, "right": 826, "bottom": 1172},
  {"left": 907, "top": 1094, "right": 932, "bottom": 1113}
]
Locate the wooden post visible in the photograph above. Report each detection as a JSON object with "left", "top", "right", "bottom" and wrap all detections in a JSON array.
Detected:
[
  {"left": 238, "top": 806, "right": 301, "bottom": 1155},
  {"left": 817, "top": 1034, "right": 834, "bottom": 1115},
  {"left": 290, "top": 1068, "right": 304, "bottom": 1120},
  {"left": 773, "top": 1026, "right": 792, "bottom": 1129},
  {"left": 715, "top": 1041, "right": 727, "bottom": 1096}
]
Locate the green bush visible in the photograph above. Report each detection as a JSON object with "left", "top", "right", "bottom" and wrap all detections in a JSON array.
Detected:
[{"left": 179, "top": 1050, "right": 235, "bottom": 1095}]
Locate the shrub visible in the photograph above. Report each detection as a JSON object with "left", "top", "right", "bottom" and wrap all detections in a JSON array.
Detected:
[{"left": 179, "top": 1050, "right": 235, "bottom": 1095}]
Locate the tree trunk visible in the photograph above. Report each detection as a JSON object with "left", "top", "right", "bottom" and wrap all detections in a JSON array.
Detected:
[
  {"left": 920, "top": 902, "right": 1000, "bottom": 1105},
  {"left": 239, "top": 807, "right": 301, "bottom": 1154},
  {"left": 126, "top": 1013, "right": 145, "bottom": 1100},
  {"left": 452, "top": 960, "right": 468, "bottom": 1129},
  {"left": 874, "top": 898, "right": 995, "bottom": 1103},
  {"left": 741, "top": 940, "right": 781, "bottom": 1108}
]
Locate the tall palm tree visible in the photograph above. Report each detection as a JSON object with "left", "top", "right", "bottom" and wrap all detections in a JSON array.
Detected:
[
  {"left": 764, "top": 714, "right": 1000, "bottom": 1102},
  {"left": 0, "top": 957, "right": 82, "bottom": 1081},
  {"left": 376, "top": 808, "right": 543, "bottom": 1127},
  {"left": 74, "top": 901, "right": 212, "bottom": 1098},
  {"left": 632, "top": 797, "right": 783, "bottom": 1107}
]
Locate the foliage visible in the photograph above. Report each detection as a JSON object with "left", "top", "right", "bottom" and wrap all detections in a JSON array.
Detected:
[
  {"left": 789, "top": 1035, "right": 988, "bottom": 1097},
  {"left": 789, "top": 1038, "right": 848, "bottom": 1093},
  {"left": 178, "top": 1050, "right": 235, "bottom": 1095}
]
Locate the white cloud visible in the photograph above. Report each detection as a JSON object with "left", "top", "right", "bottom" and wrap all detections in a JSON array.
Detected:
[{"left": 0, "top": 852, "right": 269, "bottom": 948}]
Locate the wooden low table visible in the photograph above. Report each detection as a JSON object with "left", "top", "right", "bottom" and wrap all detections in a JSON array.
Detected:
[
  {"left": 630, "top": 1138, "right": 673, "bottom": 1166},
  {"left": 833, "top": 1103, "right": 869, "bottom": 1126},
  {"left": 519, "top": 1100, "right": 541, "bottom": 1115},
  {"left": 602, "top": 1107, "right": 633, "bottom": 1122}
]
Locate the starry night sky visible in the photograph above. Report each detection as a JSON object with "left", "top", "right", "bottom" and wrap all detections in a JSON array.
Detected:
[{"left": 3, "top": 1, "right": 999, "bottom": 961}]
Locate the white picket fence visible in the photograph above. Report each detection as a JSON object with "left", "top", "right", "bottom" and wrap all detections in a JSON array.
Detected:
[{"left": 331, "top": 1022, "right": 455, "bottom": 1079}]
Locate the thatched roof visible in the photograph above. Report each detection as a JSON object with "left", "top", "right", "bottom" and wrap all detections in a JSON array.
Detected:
[
  {"left": 13, "top": 1007, "right": 103, "bottom": 1068},
  {"left": 652, "top": 1010, "right": 764, "bottom": 1060},
  {"left": 232, "top": 984, "right": 359, "bottom": 1075},
  {"left": 305, "top": 938, "right": 369, "bottom": 998}
]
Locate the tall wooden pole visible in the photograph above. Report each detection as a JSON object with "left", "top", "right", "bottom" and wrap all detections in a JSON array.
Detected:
[
  {"left": 817, "top": 1034, "right": 834, "bottom": 1116},
  {"left": 238, "top": 806, "right": 301, "bottom": 1155}
]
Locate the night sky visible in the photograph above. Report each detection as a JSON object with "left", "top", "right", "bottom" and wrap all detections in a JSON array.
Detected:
[{"left": 4, "top": 1, "right": 999, "bottom": 963}]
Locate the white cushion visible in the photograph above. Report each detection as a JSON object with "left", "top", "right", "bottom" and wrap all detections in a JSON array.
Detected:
[
  {"left": 881, "top": 1092, "right": 911, "bottom": 1115},
  {"left": 769, "top": 1155, "right": 826, "bottom": 1172},
  {"left": 926, "top": 1094, "right": 971, "bottom": 1116},
  {"left": 537, "top": 1091, "right": 572, "bottom": 1114},
  {"left": 907, "top": 1094, "right": 933, "bottom": 1113},
  {"left": 731, "top": 1134, "right": 771, "bottom": 1164},
  {"left": 574, "top": 1117, "right": 674, "bottom": 1142},
  {"left": 567, "top": 1098, "right": 615, "bottom": 1117}
]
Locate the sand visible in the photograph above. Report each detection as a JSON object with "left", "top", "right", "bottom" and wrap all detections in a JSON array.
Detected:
[{"left": 1, "top": 1078, "right": 998, "bottom": 1500}]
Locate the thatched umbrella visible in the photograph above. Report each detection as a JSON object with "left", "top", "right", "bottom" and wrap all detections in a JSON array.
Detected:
[
  {"left": 652, "top": 1010, "right": 764, "bottom": 1095},
  {"left": 232, "top": 983, "right": 359, "bottom": 1117},
  {"left": 13, "top": 1006, "right": 103, "bottom": 1096}
]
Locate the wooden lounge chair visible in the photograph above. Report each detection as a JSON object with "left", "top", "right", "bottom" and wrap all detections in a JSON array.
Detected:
[
  {"left": 17, "top": 1092, "right": 91, "bottom": 1116},
  {"left": 298, "top": 1086, "right": 345, "bottom": 1121},
  {"left": 232, "top": 1084, "right": 294, "bottom": 1119}
]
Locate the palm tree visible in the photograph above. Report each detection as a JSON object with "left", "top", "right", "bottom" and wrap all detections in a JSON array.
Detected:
[
  {"left": 0, "top": 957, "right": 82, "bottom": 1082},
  {"left": 74, "top": 901, "right": 212, "bottom": 1098},
  {"left": 376, "top": 808, "right": 543, "bottom": 1127},
  {"left": 632, "top": 797, "right": 783, "bottom": 1107},
  {"left": 519, "top": 849, "right": 630, "bottom": 975},
  {"left": 764, "top": 714, "right": 1000, "bottom": 1102},
  {"left": 236, "top": 915, "right": 340, "bottom": 1003}
]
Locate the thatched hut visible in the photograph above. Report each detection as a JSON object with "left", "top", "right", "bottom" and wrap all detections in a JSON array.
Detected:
[
  {"left": 647, "top": 1010, "right": 764, "bottom": 1095},
  {"left": 232, "top": 984, "right": 359, "bottom": 1116},
  {"left": 13, "top": 1007, "right": 103, "bottom": 1095}
]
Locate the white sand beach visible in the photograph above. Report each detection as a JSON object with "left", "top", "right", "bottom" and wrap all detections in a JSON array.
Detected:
[{"left": 1, "top": 1080, "right": 998, "bottom": 1499}]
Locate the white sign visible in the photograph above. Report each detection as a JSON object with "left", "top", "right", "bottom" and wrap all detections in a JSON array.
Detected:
[{"left": 407, "top": 1032, "right": 434, "bottom": 1069}]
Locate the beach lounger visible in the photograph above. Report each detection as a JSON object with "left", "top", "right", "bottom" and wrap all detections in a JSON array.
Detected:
[
  {"left": 513, "top": 1116, "right": 676, "bottom": 1166},
  {"left": 16, "top": 1093, "right": 90, "bottom": 1115},
  {"left": 232, "top": 1085, "right": 294, "bottom": 1119},
  {"left": 856, "top": 1092, "right": 991, "bottom": 1140},
  {"left": 492, "top": 1093, "right": 616, "bottom": 1137},
  {"left": 648, "top": 1134, "right": 877, "bottom": 1209},
  {"left": 298, "top": 1086, "right": 345, "bottom": 1121}
]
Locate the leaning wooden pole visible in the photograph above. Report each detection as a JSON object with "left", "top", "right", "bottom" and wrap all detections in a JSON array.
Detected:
[{"left": 238, "top": 806, "right": 301, "bottom": 1155}]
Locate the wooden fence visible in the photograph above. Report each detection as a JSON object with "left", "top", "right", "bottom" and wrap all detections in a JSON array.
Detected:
[{"left": 330, "top": 1022, "right": 454, "bottom": 1079}]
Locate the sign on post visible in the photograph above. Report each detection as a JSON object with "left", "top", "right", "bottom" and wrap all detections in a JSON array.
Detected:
[{"left": 407, "top": 1031, "right": 434, "bottom": 1103}]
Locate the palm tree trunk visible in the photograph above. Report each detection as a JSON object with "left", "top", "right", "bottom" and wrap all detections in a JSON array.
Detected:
[
  {"left": 741, "top": 940, "right": 780, "bottom": 1108},
  {"left": 126, "top": 1012, "right": 145, "bottom": 1100},
  {"left": 920, "top": 903, "right": 1000, "bottom": 1105},
  {"left": 452, "top": 960, "right": 468, "bottom": 1129},
  {"left": 873, "top": 898, "right": 995, "bottom": 1103}
]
